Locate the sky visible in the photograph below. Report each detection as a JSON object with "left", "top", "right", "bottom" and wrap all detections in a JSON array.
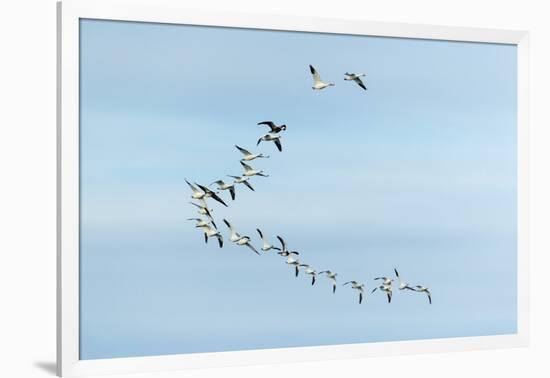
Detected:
[{"left": 79, "top": 19, "right": 518, "bottom": 360}]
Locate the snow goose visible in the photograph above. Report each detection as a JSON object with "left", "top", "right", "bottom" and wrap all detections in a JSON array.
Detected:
[
  {"left": 371, "top": 284, "right": 393, "bottom": 303},
  {"left": 309, "top": 65, "right": 334, "bottom": 90},
  {"left": 344, "top": 281, "right": 365, "bottom": 304},
  {"left": 318, "top": 271, "right": 338, "bottom": 293},
  {"left": 187, "top": 217, "right": 215, "bottom": 229},
  {"left": 374, "top": 276, "right": 394, "bottom": 286},
  {"left": 256, "top": 228, "right": 281, "bottom": 252},
  {"left": 240, "top": 161, "right": 269, "bottom": 177},
  {"left": 394, "top": 268, "right": 416, "bottom": 291},
  {"left": 344, "top": 72, "right": 367, "bottom": 90},
  {"left": 227, "top": 175, "right": 255, "bottom": 191},
  {"left": 210, "top": 180, "right": 236, "bottom": 201},
  {"left": 235, "top": 235, "right": 260, "bottom": 255},
  {"left": 286, "top": 255, "right": 301, "bottom": 277},
  {"left": 299, "top": 264, "right": 317, "bottom": 285},
  {"left": 414, "top": 285, "right": 432, "bottom": 304},
  {"left": 257, "top": 133, "right": 282, "bottom": 152},
  {"left": 257, "top": 121, "right": 287, "bottom": 134},
  {"left": 197, "top": 224, "right": 223, "bottom": 248},
  {"left": 189, "top": 201, "right": 216, "bottom": 228},
  {"left": 275, "top": 236, "right": 300, "bottom": 257},
  {"left": 222, "top": 219, "right": 242, "bottom": 243},
  {"left": 235, "top": 145, "right": 269, "bottom": 162},
  {"left": 194, "top": 183, "right": 228, "bottom": 207}
]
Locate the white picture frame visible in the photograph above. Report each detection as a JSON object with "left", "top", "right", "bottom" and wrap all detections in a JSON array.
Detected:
[{"left": 57, "top": 0, "right": 530, "bottom": 376}]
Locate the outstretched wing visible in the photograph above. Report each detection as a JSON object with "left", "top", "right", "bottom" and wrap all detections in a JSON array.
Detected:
[
  {"left": 235, "top": 145, "right": 252, "bottom": 156},
  {"left": 256, "top": 228, "right": 264, "bottom": 239},
  {"left": 309, "top": 64, "right": 321, "bottom": 84},
  {"left": 354, "top": 77, "right": 367, "bottom": 90},
  {"left": 185, "top": 179, "right": 200, "bottom": 194},
  {"left": 258, "top": 121, "right": 277, "bottom": 132},
  {"left": 246, "top": 243, "right": 260, "bottom": 255},
  {"left": 242, "top": 180, "right": 255, "bottom": 191},
  {"left": 240, "top": 161, "right": 253, "bottom": 172},
  {"left": 228, "top": 186, "right": 235, "bottom": 200},
  {"left": 274, "top": 139, "right": 282, "bottom": 152},
  {"left": 276, "top": 235, "right": 286, "bottom": 251}
]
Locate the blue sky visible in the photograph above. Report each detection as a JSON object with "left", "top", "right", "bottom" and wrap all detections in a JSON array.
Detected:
[{"left": 79, "top": 19, "right": 518, "bottom": 360}]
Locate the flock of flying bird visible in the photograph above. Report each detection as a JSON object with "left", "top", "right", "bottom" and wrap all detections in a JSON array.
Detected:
[{"left": 185, "top": 65, "right": 432, "bottom": 305}]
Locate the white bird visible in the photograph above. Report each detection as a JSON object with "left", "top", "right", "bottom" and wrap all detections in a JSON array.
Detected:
[
  {"left": 309, "top": 65, "right": 335, "bottom": 90},
  {"left": 372, "top": 284, "right": 393, "bottom": 303},
  {"left": 186, "top": 180, "right": 228, "bottom": 207},
  {"left": 187, "top": 217, "right": 215, "bottom": 229},
  {"left": 318, "top": 270, "right": 338, "bottom": 293},
  {"left": 211, "top": 180, "right": 236, "bottom": 201},
  {"left": 286, "top": 255, "right": 301, "bottom": 277},
  {"left": 235, "top": 235, "right": 260, "bottom": 255},
  {"left": 235, "top": 145, "right": 270, "bottom": 162},
  {"left": 189, "top": 200, "right": 216, "bottom": 227},
  {"left": 374, "top": 276, "right": 394, "bottom": 286},
  {"left": 276, "top": 236, "right": 299, "bottom": 257},
  {"left": 240, "top": 161, "right": 269, "bottom": 178},
  {"left": 197, "top": 224, "right": 223, "bottom": 248},
  {"left": 394, "top": 268, "right": 416, "bottom": 291},
  {"left": 223, "top": 219, "right": 242, "bottom": 242},
  {"left": 256, "top": 228, "right": 281, "bottom": 252},
  {"left": 227, "top": 175, "right": 255, "bottom": 191},
  {"left": 344, "top": 281, "right": 365, "bottom": 304},
  {"left": 414, "top": 285, "right": 432, "bottom": 304},
  {"left": 257, "top": 121, "right": 287, "bottom": 134},
  {"left": 299, "top": 264, "right": 317, "bottom": 285},
  {"left": 257, "top": 133, "right": 282, "bottom": 152},
  {"left": 344, "top": 72, "right": 367, "bottom": 90}
]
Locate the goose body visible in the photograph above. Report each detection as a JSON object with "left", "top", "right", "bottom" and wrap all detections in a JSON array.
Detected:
[
  {"left": 344, "top": 281, "right": 365, "bottom": 304},
  {"left": 299, "top": 264, "right": 317, "bottom": 285},
  {"left": 286, "top": 256, "right": 301, "bottom": 277},
  {"left": 197, "top": 224, "right": 223, "bottom": 248},
  {"left": 189, "top": 201, "right": 216, "bottom": 228},
  {"left": 235, "top": 235, "right": 260, "bottom": 255},
  {"left": 372, "top": 284, "right": 393, "bottom": 303},
  {"left": 211, "top": 180, "right": 236, "bottom": 200},
  {"left": 240, "top": 161, "right": 269, "bottom": 177},
  {"left": 192, "top": 182, "right": 228, "bottom": 207},
  {"left": 414, "top": 285, "right": 432, "bottom": 304},
  {"left": 228, "top": 175, "right": 255, "bottom": 191},
  {"left": 318, "top": 270, "right": 338, "bottom": 293},
  {"left": 223, "top": 219, "right": 242, "bottom": 242},
  {"left": 344, "top": 72, "right": 367, "bottom": 90},
  {"left": 187, "top": 217, "right": 215, "bottom": 229},
  {"left": 235, "top": 145, "right": 270, "bottom": 162},
  {"left": 310, "top": 65, "right": 335, "bottom": 90},
  {"left": 257, "top": 133, "right": 282, "bottom": 152}
]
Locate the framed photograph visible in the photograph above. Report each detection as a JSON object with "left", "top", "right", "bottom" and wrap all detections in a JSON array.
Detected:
[{"left": 57, "top": 0, "right": 529, "bottom": 376}]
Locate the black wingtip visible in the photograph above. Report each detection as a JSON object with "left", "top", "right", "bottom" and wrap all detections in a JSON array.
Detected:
[{"left": 309, "top": 64, "right": 315, "bottom": 74}]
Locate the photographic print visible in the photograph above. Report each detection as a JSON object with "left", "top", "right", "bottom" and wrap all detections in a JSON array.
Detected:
[{"left": 78, "top": 18, "right": 517, "bottom": 360}]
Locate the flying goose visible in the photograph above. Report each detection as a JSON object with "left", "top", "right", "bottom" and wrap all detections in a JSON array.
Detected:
[
  {"left": 235, "top": 145, "right": 270, "bottom": 162},
  {"left": 309, "top": 65, "right": 334, "bottom": 90},
  {"left": 344, "top": 72, "right": 367, "bottom": 90},
  {"left": 394, "top": 268, "right": 416, "bottom": 291},
  {"left": 189, "top": 201, "right": 216, "bottom": 228},
  {"left": 257, "top": 133, "right": 282, "bottom": 152},
  {"left": 228, "top": 175, "right": 255, "bottom": 191},
  {"left": 299, "top": 264, "right": 317, "bottom": 285},
  {"left": 197, "top": 224, "right": 223, "bottom": 248},
  {"left": 194, "top": 183, "right": 228, "bottom": 207},
  {"left": 222, "top": 219, "right": 242, "bottom": 243},
  {"left": 276, "top": 236, "right": 299, "bottom": 257},
  {"left": 187, "top": 217, "right": 215, "bottom": 229},
  {"left": 372, "top": 284, "right": 393, "bottom": 303},
  {"left": 256, "top": 228, "right": 281, "bottom": 252},
  {"left": 286, "top": 255, "right": 301, "bottom": 277},
  {"left": 211, "top": 180, "right": 236, "bottom": 200},
  {"left": 235, "top": 235, "right": 260, "bottom": 255},
  {"left": 257, "top": 121, "right": 287, "bottom": 133},
  {"left": 344, "top": 281, "right": 365, "bottom": 304},
  {"left": 414, "top": 285, "right": 432, "bottom": 304},
  {"left": 374, "top": 276, "right": 394, "bottom": 286},
  {"left": 186, "top": 179, "right": 207, "bottom": 200},
  {"left": 240, "top": 161, "right": 269, "bottom": 177},
  {"left": 318, "top": 271, "right": 338, "bottom": 293}
]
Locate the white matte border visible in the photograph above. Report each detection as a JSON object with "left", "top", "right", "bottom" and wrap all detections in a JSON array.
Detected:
[{"left": 57, "top": 0, "right": 529, "bottom": 376}]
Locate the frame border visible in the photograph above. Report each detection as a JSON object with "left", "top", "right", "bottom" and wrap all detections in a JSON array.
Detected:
[{"left": 57, "top": 0, "right": 530, "bottom": 376}]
